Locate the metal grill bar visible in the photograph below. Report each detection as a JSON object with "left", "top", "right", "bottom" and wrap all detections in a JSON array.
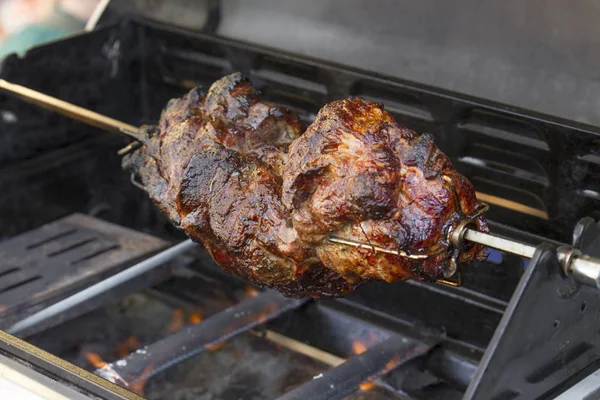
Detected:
[
  {"left": 6, "top": 239, "right": 196, "bottom": 335},
  {"left": 98, "top": 290, "right": 308, "bottom": 386},
  {"left": 276, "top": 335, "right": 432, "bottom": 400}
]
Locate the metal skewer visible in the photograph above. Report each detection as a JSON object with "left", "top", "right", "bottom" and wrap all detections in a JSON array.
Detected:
[
  {"left": 0, "top": 79, "right": 144, "bottom": 142},
  {"left": 461, "top": 229, "right": 536, "bottom": 259},
  {"left": 327, "top": 229, "right": 537, "bottom": 260},
  {"left": 328, "top": 221, "right": 600, "bottom": 290}
]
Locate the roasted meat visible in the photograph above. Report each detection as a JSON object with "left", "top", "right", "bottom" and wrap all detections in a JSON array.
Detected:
[
  {"left": 124, "top": 73, "right": 356, "bottom": 297},
  {"left": 282, "top": 98, "right": 488, "bottom": 284},
  {"left": 123, "top": 73, "right": 488, "bottom": 298}
]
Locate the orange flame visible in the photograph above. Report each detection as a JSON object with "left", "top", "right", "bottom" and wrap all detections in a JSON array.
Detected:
[
  {"left": 384, "top": 354, "right": 401, "bottom": 372},
  {"left": 188, "top": 311, "right": 203, "bottom": 325},
  {"left": 351, "top": 331, "right": 382, "bottom": 355},
  {"left": 116, "top": 336, "right": 141, "bottom": 358},
  {"left": 129, "top": 363, "right": 155, "bottom": 395},
  {"left": 355, "top": 351, "right": 400, "bottom": 392},
  {"left": 166, "top": 309, "right": 185, "bottom": 333},
  {"left": 352, "top": 340, "right": 368, "bottom": 355},
  {"left": 244, "top": 285, "right": 260, "bottom": 298},
  {"left": 85, "top": 352, "right": 107, "bottom": 369}
]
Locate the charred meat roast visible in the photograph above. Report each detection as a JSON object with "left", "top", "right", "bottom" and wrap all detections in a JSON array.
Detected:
[{"left": 123, "top": 73, "right": 488, "bottom": 298}]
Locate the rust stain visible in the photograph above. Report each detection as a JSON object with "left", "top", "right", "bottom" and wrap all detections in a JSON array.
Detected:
[{"left": 257, "top": 302, "right": 279, "bottom": 324}]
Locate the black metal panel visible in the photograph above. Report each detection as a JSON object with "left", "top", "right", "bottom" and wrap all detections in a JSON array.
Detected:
[
  {"left": 465, "top": 241, "right": 600, "bottom": 399},
  {"left": 0, "top": 25, "right": 137, "bottom": 167},
  {"left": 344, "top": 280, "right": 505, "bottom": 352},
  {"left": 154, "top": 270, "right": 480, "bottom": 396}
]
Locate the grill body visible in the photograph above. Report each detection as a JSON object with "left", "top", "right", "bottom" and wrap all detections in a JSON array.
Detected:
[{"left": 1, "top": 17, "right": 599, "bottom": 399}]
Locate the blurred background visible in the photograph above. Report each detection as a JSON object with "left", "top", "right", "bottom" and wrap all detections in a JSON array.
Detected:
[
  {"left": 2, "top": 0, "right": 600, "bottom": 125},
  {"left": 0, "top": 0, "right": 100, "bottom": 58}
]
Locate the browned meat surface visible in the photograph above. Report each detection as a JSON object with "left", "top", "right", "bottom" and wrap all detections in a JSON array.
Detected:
[
  {"left": 123, "top": 73, "right": 488, "bottom": 298},
  {"left": 282, "top": 98, "right": 488, "bottom": 284},
  {"left": 124, "top": 73, "right": 356, "bottom": 297}
]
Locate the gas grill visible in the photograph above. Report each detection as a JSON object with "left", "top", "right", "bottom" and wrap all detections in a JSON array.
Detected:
[{"left": 1, "top": 7, "right": 600, "bottom": 400}]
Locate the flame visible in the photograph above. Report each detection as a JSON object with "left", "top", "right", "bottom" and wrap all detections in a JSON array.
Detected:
[
  {"left": 166, "top": 309, "right": 185, "bottom": 333},
  {"left": 116, "top": 336, "right": 141, "bottom": 358},
  {"left": 355, "top": 352, "right": 400, "bottom": 392},
  {"left": 244, "top": 285, "right": 260, "bottom": 298},
  {"left": 188, "top": 311, "right": 203, "bottom": 325},
  {"left": 384, "top": 354, "right": 401, "bottom": 372},
  {"left": 257, "top": 303, "right": 279, "bottom": 324},
  {"left": 351, "top": 331, "right": 382, "bottom": 355},
  {"left": 129, "top": 363, "right": 155, "bottom": 395},
  {"left": 205, "top": 342, "right": 225, "bottom": 352},
  {"left": 352, "top": 340, "right": 368, "bottom": 355},
  {"left": 85, "top": 352, "right": 107, "bottom": 369}
]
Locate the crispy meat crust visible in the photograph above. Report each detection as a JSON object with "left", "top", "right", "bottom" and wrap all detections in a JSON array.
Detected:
[
  {"left": 123, "top": 73, "right": 488, "bottom": 298},
  {"left": 282, "top": 98, "right": 488, "bottom": 283}
]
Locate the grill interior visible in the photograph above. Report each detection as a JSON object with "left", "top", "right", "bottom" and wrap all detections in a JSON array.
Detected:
[{"left": 1, "top": 16, "right": 600, "bottom": 400}]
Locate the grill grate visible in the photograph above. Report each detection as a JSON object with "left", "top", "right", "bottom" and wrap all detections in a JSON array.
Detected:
[{"left": 0, "top": 213, "right": 167, "bottom": 329}]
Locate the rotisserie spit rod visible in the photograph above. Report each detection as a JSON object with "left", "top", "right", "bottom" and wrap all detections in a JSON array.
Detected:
[
  {"left": 1, "top": 79, "right": 600, "bottom": 290},
  {"left": 329, "top": 220, "right": 600, "bottom": 289},
  {"left": 0, "top": 79, "right": 144, "bottom": 142}
]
